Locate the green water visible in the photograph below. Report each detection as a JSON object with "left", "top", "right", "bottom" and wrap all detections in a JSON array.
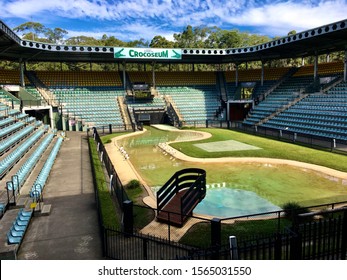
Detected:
[{"left": 117, "top": 127, "right": 347, "bottom": 214}]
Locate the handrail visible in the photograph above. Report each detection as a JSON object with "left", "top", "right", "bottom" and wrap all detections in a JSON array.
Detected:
[
  {"left": 180, "top": 172, "right": 206, "bottom": 223},
  {"left": 157, "top": 168, "right": 206, "bottom": 225}
]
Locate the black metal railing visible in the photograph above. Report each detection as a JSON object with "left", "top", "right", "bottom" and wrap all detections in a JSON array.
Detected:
[
  {"left": 156, "top": 168, "right": 206, "bottom": 226},
  {"left": 91, "top": 127, "right": 129, "bottom": 208}
]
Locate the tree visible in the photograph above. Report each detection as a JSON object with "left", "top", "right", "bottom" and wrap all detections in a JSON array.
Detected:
[
  {"left": 126, "top": 38, "right": 148, "bottom": 48},
  {"left": 173, "top": 25, "right": 212, "bottom": 48},
  {"left": 45, "top": 27, "right": 68, "bottom": 44},
  {"left": 173, "top": 25, "right": 194, "bottom": 48},
  {"left": 218, "top": 30, "right": 242, "bottom": 48},
  {"left": 14, "top": 22, "right": 46, "bottom": 41},
  {"left": 65, "top": 36, "right": 100, "bottom": 46},
  {"left": 149, "top": 36, "right": 174, "bottom": 48},
  {"left": 101, "top": 35, "right": 126, "bottom": 47}
]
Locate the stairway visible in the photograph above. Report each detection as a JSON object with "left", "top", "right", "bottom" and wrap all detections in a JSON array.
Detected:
[{"left": 25, "top": 71, "right": 59, "bottom": 107}]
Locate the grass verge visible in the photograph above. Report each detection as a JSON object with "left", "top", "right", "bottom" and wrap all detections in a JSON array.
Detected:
[
  {"left": 180, "top": 218, "right": 292, "bottom": 247},
  {"left": 89, "top": 137, "right": 119, "bottom": 228},
  {"left": 124, "top": 179, "right": 155, "bottom": 230}
]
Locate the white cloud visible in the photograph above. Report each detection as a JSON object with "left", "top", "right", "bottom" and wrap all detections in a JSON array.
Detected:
[
  {"left": 0, "top": 0, "right": 346, "bottom": 40},
  {"left": 222, "top": 0, "right": 347, "bottom": 35},
  {"left": 66, "top": 22, "right": 177, "bottom": 43}
]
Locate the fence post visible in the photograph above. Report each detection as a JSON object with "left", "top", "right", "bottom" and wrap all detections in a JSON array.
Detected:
[
  {"left": 143, "top": 238, "right": 148, "bottom": 260},
  {"left": 290, "top": 216, "right": 302, "bottom": 260},
  {"left": 109, "top": 174, "right": 113, "bottom": 194},
  {"left": 229, "top": 236, "right": 238, "bottom": 260},
  {"left": 211, "top": 218, "right": 221, "bottom": 246},
  {"left": 123, "top": 200, "right": 133, "bottom": 237},
  {"left": 331, "top": 138, "right": 336, "bottom": 152},
  {"left": 211, "top": 218, "right": 221, "bottom": 259},
  {"left": 274, "top": 233, "right": 282, "bottom": 260}
]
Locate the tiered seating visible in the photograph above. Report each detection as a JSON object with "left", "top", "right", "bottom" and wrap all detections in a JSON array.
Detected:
[
  {"left": 6, "top": 209, "right": 32, "bottom": 244},
  {"left": 25, "top": 86, "right": 42, "bottom": 100},
  {"left": 261, "top": 81, "right": 347, "bottom": 140},
  {"left": 0, "top": 116, "right": 15, "bottom": 128},
  {"left": 128, "top": 71, "right": 153, "bottom": 85},
  {"left": 243, "top": 76, "right": 314, "bottom": 126},
  {"left": 35, "top": 71, "right": 125, "bottom": 128},
  {"left": 0, "top": 88, "right": 20, "bottom": 108},
  {"left": 54, "top": 87, "right": 125, "bottom": 127},
  {"left": 155, "top": 71, "right": 216, "bottom": 86},
  {"left": 158, "top": 85, "right": 220, "bottom": 123},
  {"left": 225, "top": 67, "right": 292, "bottom": 100},
  {"left": 225, "top": 66, "right": 292, "bottom": 82},
  {"left": 0, "top": 126, "right": 34, "bottom": 155},
  {"left": 7, "top": 133, "right": 54, "bottom": 194},
  {"left": 29, "top": 136, "right": 63, "bottom": 198},
  {"left": 0, "top": 122, "right": 25, "bottom": 140},
  {"left": 293, "top": 61, "right": 344, "bottom": 77},
  {"left": 126, "top": 96, "right": 166, "bottom": 110},
  {"left": 35, "top": 70, "right": 123, "bottom": 87},
  {"left": 0, "top": 69, "right": 30, "bottom": 85},
  {"left": 252, "top": 80, "right": 278, "bottom": 99},
  {"left": 0, "top": 128, "right": 45, "bottom": 179}
]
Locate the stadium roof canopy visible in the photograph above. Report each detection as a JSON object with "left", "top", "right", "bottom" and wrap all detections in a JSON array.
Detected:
[{"left": 0, "top": 19, "right": 347, "bottom": 65}]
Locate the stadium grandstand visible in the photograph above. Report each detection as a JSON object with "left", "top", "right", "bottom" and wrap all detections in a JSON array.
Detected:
[{"left": 0, "top": 18, "right": 347, "bottom": 260}]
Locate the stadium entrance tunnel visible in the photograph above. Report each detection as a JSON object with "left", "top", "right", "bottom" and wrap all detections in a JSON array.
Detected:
[
  {"left": 134, "top": 108, "right": 166, "bottom": 125},
  {"left": 228, "top": 100, "right": 253, "bottom": 121},
  {"left": 22, "top": 106, "right": 54, "bottom": 128}
]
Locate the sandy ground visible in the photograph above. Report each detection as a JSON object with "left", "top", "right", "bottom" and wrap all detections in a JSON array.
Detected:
[{"left": 104, "top": 126, "right": 347, "bottom": 241}]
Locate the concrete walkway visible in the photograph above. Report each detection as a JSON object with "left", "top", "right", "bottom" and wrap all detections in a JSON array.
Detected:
[
  {"left": 17, "top": 132, "right": 103, "bottom": 260},
  {"left": 104, "top": 130, "right": 208, "bottom": 241}
]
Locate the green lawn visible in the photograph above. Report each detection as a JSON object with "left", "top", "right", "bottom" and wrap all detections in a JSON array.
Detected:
[
  {"left": 100, "top": 132, "right": 130, "bottom": 144},
  {"left": 171, "top": 128, "right": 347, "bottom": 172},
  {"left": 89, "top": 138, "right": 119, "bottom": 228}
]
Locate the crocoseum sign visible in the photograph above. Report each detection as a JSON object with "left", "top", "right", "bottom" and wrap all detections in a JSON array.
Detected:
[{"left": 114, "top": 47, "right": 182, "bottom": 60}]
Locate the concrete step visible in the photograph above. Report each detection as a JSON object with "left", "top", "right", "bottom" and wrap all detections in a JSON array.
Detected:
[
  {"left": 15, "top": 197, "right": 29, "bottom": 208},
  {"left": 40, "top": 204, "right": 51, "bottom": 216},
  {"left": 34, "top": 202, "right": 44, "bottom": 213},
  {"left": 34, "top": 202, "right": 51, "bottom": 216}
]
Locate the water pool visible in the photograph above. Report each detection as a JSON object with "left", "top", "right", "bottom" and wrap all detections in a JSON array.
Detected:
[
  {"left": 194, "top": 187, "right": 282, "bottom": 218},
  {"left": 117, "top": 126, "right": 347, "bottom": 217}
]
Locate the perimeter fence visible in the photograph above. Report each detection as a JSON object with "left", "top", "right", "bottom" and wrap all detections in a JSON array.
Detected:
[{"left": 89, "top": 126, "right": 347, "bottom": 260}]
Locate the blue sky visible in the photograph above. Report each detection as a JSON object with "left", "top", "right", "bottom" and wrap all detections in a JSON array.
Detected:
[{"left": 0, "top": 0, "right": 346, "bottom": 42}]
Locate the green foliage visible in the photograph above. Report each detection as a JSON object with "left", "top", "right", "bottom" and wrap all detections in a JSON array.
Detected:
[
  {"left": 124, "top": 180, "right": 154, "bottom": 229},
  {"left": 14, "top": 21, "right": 68, "bottom": 43},
  {"left": 126, "top": 179, "right": 142, "bottom": 190},
  {"left": 282, "top": 202, "right": 309, "bottom": 219},
  {"left": 150, "top": 35, "right": 174, "bottom": 48}
]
